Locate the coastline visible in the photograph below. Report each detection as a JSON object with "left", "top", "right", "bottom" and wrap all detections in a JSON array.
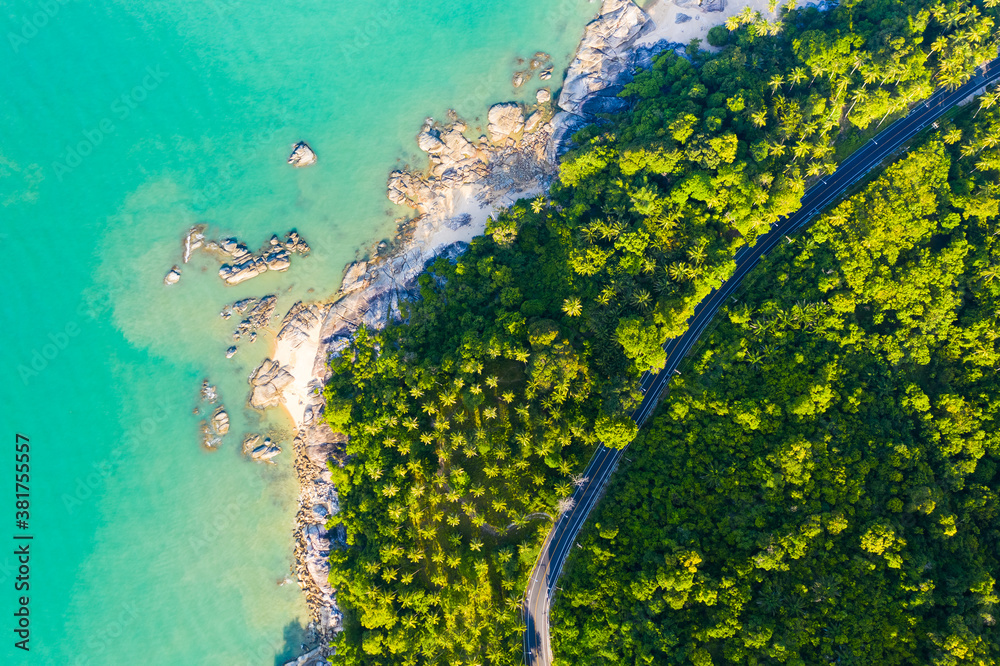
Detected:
[{"left": 266, "top": 0, "right": 783, "bottom": 661}]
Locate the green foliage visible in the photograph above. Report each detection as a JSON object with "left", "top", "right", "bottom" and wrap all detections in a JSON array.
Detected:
[
  {"left": 551, "top": 113, "right": 1000, "bottom": 665},
  {"left": 595, "top": 413, "right": 639, "bottom": 450}
]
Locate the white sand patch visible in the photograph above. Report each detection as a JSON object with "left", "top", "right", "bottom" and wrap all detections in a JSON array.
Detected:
[
  {"left": 637, "top": 0, "right": 795, "bottom": 50},
  {"left": 272, "top": 312, "right": 324, "bottom": 429}
]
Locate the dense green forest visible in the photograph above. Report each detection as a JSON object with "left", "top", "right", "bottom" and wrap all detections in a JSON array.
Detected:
[
  {"left": 322, "top": 0, "right": 1000, "bottom": 662},
  {"left": 550, "top": 109, "right": 1000, "bottom": 664}
]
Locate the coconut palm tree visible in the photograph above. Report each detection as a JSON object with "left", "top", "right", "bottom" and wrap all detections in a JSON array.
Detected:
[{"left": 561, "top": 297, "right": 583, "bottom": 317}]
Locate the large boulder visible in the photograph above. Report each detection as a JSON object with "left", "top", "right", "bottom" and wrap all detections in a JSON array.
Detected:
[
  {"left": 250, "top": 443, "right": 282, "bottom": 463},
  {"left": 248, "top": 359, "right": 295, "bottom": 409},
  {"left": 487, "top": 103, "right": 525, "bottom": 143},
  {"left": 557, "top": 0, "right": 651, "bottom": 117},
  {"left": 287, "top": 141, "right": 317, "bottom": 167},
  {"left": 211, "top": 407, "right": 230, "bottom": 435}
]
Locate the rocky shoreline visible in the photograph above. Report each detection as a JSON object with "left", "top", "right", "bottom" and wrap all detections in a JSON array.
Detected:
[{"left": 265, "top": 1, "right": 711, "bottom": 662}]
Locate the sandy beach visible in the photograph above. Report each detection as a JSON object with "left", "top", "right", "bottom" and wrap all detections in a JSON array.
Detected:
[{"left": 638, "top": 0, "right": 795, "bottom": 49}]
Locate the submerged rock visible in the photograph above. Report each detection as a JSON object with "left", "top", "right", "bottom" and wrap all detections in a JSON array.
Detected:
[
  {"left": 200, "top": 380, "right": 218, "bottom": 404},
  {"left": 287, "top": 141, "right": 317, "bottom": 167},
  {"left": 241, "top": 434, "right": 261, "bottom": 456}
]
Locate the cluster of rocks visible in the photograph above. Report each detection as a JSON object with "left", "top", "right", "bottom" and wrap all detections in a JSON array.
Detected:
[
  {"left": 388, "top": 95, "right": 556, "bottom": 219},
  {"left": 216, "top": 230, "right": 311, "bottom": 286},
  {"left": 241, "top": 433, "right": 282, "bottom": 463},
  {"left": 220, "top": 295, "right": 277, "bottom": 357},
  {"left": 199, "top": 406, "right": 230, "bottom": 449},
  {"left": 290, "top": 422, "right": 347, "bottom": 656},
  {"left": 276, "top": 301, "right": 325, "bottom": 351},
  {"left": 194, "top": 381, "right": 229, "bottom": 449},
  {"left": 168, "top": 225, "right": 311, "bottom": 287},
  {"left": 512, "top": 51, "right": 552, "bottom": 88},
  {"left": 287, "top": 141, "right": 317, "bottom": 168}
]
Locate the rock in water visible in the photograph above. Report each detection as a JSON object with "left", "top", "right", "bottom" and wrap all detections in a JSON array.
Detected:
[
  {"left": 487, "top": 103, "right": 525, "bottom": 143},
  {"left": 535, "top": 88, "right": 551, "bottom": 104},
  {"left": 242, "top": 434, "right": 261, "bottom": 456},
  {"left": 226, "top": 346, "right": 237, "bottom": 359},
  {"left": 287, "top": 141, "right": 317, "bottom": 167},
  {"left": 200, "top": 380, "right": 218, "bottom": 404},
  {"left": 250, "top": 442, "right": 282, "bottom": 463},
  {"left": 248, "top": 358, "right": 295, "bottom": 409},
  {"left": 182, "top": 225, "right": 206, "bottom": 263},
  {"left": 163, "top": 266, "right": 181, "bottom": 286},
  {"left": 212, "top": 407, "right": 230, "bottom": 435}
]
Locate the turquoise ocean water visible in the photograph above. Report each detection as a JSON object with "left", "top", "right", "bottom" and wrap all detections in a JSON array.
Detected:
[{"left": 0, "top": 1, "right": 595, "bottom": 663}]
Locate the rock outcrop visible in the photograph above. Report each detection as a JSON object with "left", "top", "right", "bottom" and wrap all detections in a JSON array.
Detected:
[
  {"left": 556, "top": 0, "right": 652, "bottom": 117},
  {"left": 549, "top": 0, "right": 682, "bottom": 159},
  {"left": 487, "top": 103, "right": 525, "bottom": 143},
  {"left": 290, "top": 423, "right": 346, "bottom": 649},
  {"left": 182, "top": 225, "right": 205, "bottom": 263},
  {"left": 200, "top": 380, "right": 218, "bottom": 404},
  {"left": 248, "top": 359, "right": 295, "bottom": 410},
  {"left": 173, "top": 228, "right": 310, "bottom": 286},
  {"left": 217, "top": 231, "right": 310, "bottom": 285},
  {"left": 225, "top": 295, "right": 278, "bottom": 341},
  {"left": 288, "top": 141, "right": 317, "bottom": 167},
  {"left": 212, "top": 406, "right": 230, "bottom": 435},
  {"left": 241, "top": 433, "right": 282, "bottom": 463},
  {"left": 199, "top": 405, "right": 229, "bottom": 449}
]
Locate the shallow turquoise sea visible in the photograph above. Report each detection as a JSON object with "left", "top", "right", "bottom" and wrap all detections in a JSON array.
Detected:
[{"left": 0, "top": 0, "right": 595, "bottom": 662}]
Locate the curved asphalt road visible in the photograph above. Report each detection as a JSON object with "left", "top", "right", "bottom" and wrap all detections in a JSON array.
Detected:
[{"left": 522, "top": 57, "right": 1000, "bottom": 665}]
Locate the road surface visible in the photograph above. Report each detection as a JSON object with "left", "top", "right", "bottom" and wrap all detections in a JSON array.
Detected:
[{"left": 522, "top": 56, "right": 1000, "bottom": 666}]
